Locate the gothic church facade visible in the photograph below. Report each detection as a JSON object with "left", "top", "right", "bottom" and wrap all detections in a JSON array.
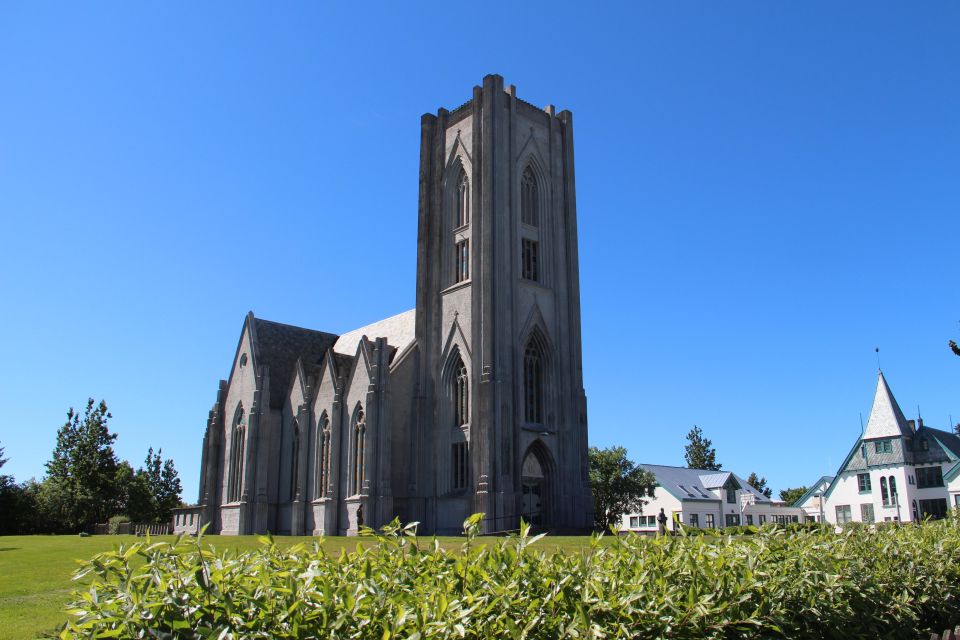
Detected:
[{"left": 192, "top": 75, "right": 592, "bottom": 536}]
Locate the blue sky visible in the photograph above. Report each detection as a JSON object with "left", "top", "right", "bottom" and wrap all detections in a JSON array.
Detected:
[{"left": 1, "top": 3, "right": 957, "bottom": 502}]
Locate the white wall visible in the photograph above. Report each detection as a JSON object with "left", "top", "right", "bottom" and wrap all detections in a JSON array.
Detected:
[{"left": 823, "top": 464, "right": 954, "bottom": 524}]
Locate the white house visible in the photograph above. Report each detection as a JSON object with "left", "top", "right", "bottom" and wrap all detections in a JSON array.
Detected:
[
  {"left": 817, "top": 371, "right": 960, "bottom": 525},
  {"left": 620, "top": 464, "right": 805, "bottom": 534},
  {"left": 792, "top": 475, "right": 833, "bottom": 522}
]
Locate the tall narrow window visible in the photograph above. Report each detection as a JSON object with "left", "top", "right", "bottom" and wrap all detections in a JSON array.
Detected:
[
  {"left": 521, "top": 166, "right": 539, "bottom": 226},
  {"left": 351, "top": 408, "right": 366, "bottom": 495},
  {"left": 290, "top": 421, "right": 300, "bottom": 500},
  {"left": 457, "top": 169, "right": 469, "bottom": 228},
  {"left": 523, "top": 338, "right": 544, "bottom": 424},
  {"left": 454, "top": 359, "right": 468, "bottom": 427},
  {"left": 452, "top": 441, "right": 468, "bottom": 490},
  {"left": 228, "top": 407, "right": 245, "bottom": 503},
  {"left": 455, "top": 239, "right": 469, "bottom": 283},
  {"left": 888, "top": 476, "right": 897, "bottom": 504},
  {"left": 316, "top": 413, "right": 331, "bottom": 497},
  {"left": 880, "top": 476, "right": 889, "bottom": 505},
  {"left": 521, "top": 239, "right": 539, "bottom": 282}
]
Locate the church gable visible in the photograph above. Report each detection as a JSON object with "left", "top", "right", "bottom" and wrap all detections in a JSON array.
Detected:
[
  {"left": 284, "top": 359, "right": 310, "bottom": 413},
  {"left": 310, "top": 351, "right": 345, "bottom": 419},
  {"left": 440, "top": 316, "right": 471, "bottom": 369},
  {"left": 445, "top": 132, "right": 473, "bottom": 175},
  {"left": 225, "top": 314, "right": 259, "bottom": 394},
  {"left": 251, "top": 317, "right": 338, "bottom": 410},
  {"left": 343, "top": 337, "right": 375, "bottom": 395}
]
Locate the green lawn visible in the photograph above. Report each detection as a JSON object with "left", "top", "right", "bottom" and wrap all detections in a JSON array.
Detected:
[{"left": 0, "top": 533, "right": 606, "bottom": 639}]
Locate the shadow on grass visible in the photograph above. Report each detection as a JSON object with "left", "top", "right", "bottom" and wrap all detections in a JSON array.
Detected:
[{"left": 0, "top": 547, "right": 20, "bottom": 552}]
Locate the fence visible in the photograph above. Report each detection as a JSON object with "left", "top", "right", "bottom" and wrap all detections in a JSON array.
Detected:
[
  {"left": 931, "top": 627, "right": 960, "bottom": 640},
  {"left": 91, "top": 522, "right": 173, "bottom": 535}
]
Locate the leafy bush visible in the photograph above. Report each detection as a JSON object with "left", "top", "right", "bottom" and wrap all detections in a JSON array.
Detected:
[
  {"left": 62, "top": 513, "right": 960, "bottom": 639},
  {"left": 106, "top": 514, "right": 129, "bottom": 535}
]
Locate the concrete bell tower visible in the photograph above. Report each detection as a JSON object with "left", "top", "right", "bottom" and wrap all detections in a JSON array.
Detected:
[{"left": 413, "top": 74, "right": 592, "bottom": 534}]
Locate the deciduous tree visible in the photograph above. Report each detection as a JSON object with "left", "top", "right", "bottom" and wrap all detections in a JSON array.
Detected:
[
  {"left": 779, "top": 486, "right": 808, "bottom": 505},
  {"left": 588, "top": 446, "right": 657, "bottom": 531}
]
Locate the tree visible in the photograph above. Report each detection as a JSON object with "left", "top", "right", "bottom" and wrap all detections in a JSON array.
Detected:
[
  {"left": 140, "top": 447, "right": 182, "bottom": 523},
  {"left": 588, "top": 446, "right": 657, "bottom": 531},
  {"left": 0, "top": 443, "right": 11, "bottom": 490},
  {"left": 683, "top": 426, "right": 721, "bottom": 471},
  {"left": 45, "top": 399, "right": 121, "bottom": 531},
  {"left": 115, "top": 461, "right": 154, "bottom": 523},
  {"left": 746, "top": 472, "right": 772, "bottom": 498},
  {"left": 779, "top": 486, "right": 808, "bottom": 505},
  {"left": 0, "top": 444, "right": 18, "bottom": 534}
]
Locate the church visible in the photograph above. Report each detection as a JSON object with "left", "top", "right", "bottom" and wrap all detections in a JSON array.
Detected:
[{"left": 186, "top": 75, "right": 593, "bottom": 536}]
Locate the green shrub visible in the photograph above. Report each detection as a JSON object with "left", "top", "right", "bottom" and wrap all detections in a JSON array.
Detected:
[
  {"left": 62, "top": 513, "right": 960, "bottom": 639},
  {"left": 106, "top": 515, "right": 129, "bottom": 535}
]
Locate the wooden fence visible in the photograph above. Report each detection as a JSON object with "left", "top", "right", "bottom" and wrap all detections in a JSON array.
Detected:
[{"left": 931, "top": 627, "right": 960, "bottom": 640}]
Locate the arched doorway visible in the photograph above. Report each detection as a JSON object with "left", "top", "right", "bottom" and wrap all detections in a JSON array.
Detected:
[{"left": 520, "top": 444, "right": 552, "bottom": 528}]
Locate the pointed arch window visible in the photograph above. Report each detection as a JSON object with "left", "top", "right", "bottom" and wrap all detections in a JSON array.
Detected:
[
  {"left": 455, "top": 239, "right": 470, "bottom": 283},
  {"left": 290, "top": 420, "right": 300, "bottom": 500},
  {"left": 521, "top": 165, "right": 539, "bottom": 227},
  {"left": 351, "top": 407, "right": 366, "bottom": 496},
  {"left": 452, "top": 166, "right": 470, "bottom": 284},
  {"left": 454, "top": 358, "right": 468, "bottom": 428},
  {"left": 452, "top": 441, "right": 468, "bottom": 490},
  {"left": 880, "top": 476, "right": 889, "bottom": 506},
  {"left": 888, "top": 476, "right": 897, "bottom": 505},
  {"left": 523, "top": 336, "right": 545, "bottom": 424},
  {"left": 456, "top": 169, "right": 470, "bottom": 228},
  {"left": 316, "top": 413, "right": 331, "bottom": 498},
  {"left": 228, "top": 406, "right": 246, "bottom": 503}
]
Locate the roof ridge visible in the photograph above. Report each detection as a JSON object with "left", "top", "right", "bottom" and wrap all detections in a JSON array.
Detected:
[
  {"left": 638, "top": 462, "right": 723, "bottom": 472},
  {"left": 254, "top": 316, "right": 339, "bottom": 338}
]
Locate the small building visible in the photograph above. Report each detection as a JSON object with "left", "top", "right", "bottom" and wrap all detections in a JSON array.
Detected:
[
  {"left": 818, "top": 371, "right": 960, "bottom": 525},
  {"left": 620, "top": 464, "right": 805, "bottom": 534},
  {"left": 792, "top": 475, "right": 834, "bottom": 522}
]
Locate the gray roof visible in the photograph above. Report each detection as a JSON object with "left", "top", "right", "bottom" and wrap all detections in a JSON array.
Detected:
[
  {"left": 251, "top": 316, "right": 338, "bottom": 410},
  {"left": 792, "top": 475, "right": 835, "bottom": 507},
  {"left": 639, "top": 464, "right": 772, "bottom": 503},
  {"left": 333, "top": 309, "right": 416, "bottom": 357},
  {"left": 926, "top": 426, "right": 960, "bottom": 459},
  {"left": 698, "top": 472, "right": 732, "bottom": 489},
  {"left": 862, "top": 371, "right": 912, "bottom": 440}
]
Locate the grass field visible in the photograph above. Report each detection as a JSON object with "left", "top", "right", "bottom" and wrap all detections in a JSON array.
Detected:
[{"left": 0, "top": 533, "right": 607, "bottom": 639}]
